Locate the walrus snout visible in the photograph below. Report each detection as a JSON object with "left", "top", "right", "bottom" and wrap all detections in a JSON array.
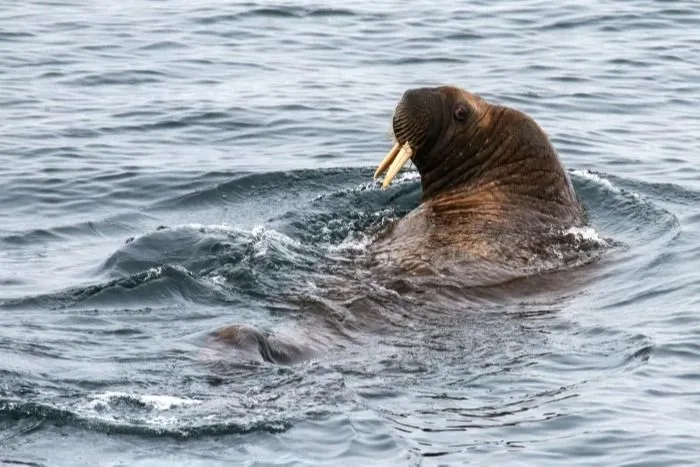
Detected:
[
  {"left": 374, "top": 88, "right": 445, "bottom": 188},
  {"left": 392, "top": 88, "right": 441, "bottom": 147}
]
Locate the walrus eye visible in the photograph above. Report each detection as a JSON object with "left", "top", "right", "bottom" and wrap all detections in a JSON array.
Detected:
[{"left": 453, "top": 105, "right": 468, "bottom": 122}]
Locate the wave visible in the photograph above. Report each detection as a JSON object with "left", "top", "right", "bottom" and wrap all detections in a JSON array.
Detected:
[
  {"left": 85, "top": 391, "right": 201, "bottom": 411},
  {"left": 0, "top": 397, "right": 292, "bottom": 438},
  {"left": 0, "top": 264, "right": 229, "bottom": 311},
  {"left": 1, "top": 167, "right": 680, "bottom": 313},
  {"left": 193, "top": 6, "right": 360, "bottom": 26}
]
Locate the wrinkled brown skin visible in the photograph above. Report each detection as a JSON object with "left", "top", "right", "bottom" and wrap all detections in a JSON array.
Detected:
[
  {"left": 207, "top": 86, "right": 586, "bottom": 365},
  {"left": 370, "top": 86, "right": 584, "bottom": 284}
]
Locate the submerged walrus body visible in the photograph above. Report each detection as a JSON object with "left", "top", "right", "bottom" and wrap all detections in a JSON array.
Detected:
[
  {"left": 209, "top": 86, "right": 591, "bottom": 365},
  {"left": 371, "top": 86, "right": 585, "bottom": 284}
]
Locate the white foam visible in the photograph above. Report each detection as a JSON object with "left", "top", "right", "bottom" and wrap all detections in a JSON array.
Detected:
[
  {"left": 208, "top": 274, "right": 227, "bottom": 286},
  {"left": 136, "top": 394, "right": 201, "bottom": 410},
  {"left": 249, "top": 225, "right": 301, "bottom": 258},
  {"left": 176, "top": 223, "right": 300, "bottom": 247},
  {"left": 86, "top": 391, "right": 201, "bottom": 411},
  {"left": 389, "top": 170, "right": 421, "bottom": 185},
  {"left": 68, "top": 392, "right": 201, "bottom": 434},
  {"left": 327, "top": 233, "right": 375, "bottom": 253},
  {"left": 251, "top": 225, "right": 299, "bottom": 245},
  {"left": 140, "top": 264, "right": 191, "bottom": 280},
  {"left": 167, "top": 223, "right": 302, "bottom": 257},
  {"left": 564, "top": 226, "right": 609, "bottom": 246},
  {"left": 571, "top": 169, "right": 620, "bottom": 193},
  {"left": 143, "top": 266, "right": 164, "bottom": 280}
]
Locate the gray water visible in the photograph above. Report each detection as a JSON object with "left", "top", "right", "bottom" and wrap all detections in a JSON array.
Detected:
[{"left": 1, "top": 1, "right": 700, "bottom": 465}]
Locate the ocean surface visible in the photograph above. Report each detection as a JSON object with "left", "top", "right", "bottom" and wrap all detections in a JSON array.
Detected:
[{"left": 1, "top": 0, "right": 699, "bottom": 465}]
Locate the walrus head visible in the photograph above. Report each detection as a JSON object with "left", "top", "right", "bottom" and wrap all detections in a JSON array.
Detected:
[{"left": 374, "top": 86, "right": 579, "bottom": 209}]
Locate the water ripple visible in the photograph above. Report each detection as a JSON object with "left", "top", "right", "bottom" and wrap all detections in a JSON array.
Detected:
[{"left": 1, "top": 0, "right": 700, "bottom": 464}]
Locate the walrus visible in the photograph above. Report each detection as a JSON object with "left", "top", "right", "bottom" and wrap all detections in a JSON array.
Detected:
[
  {"left": 370, "top": 85, "right": 585, "bottom": 284},
  {"left": 209, "top": 85, "right": 591, "bottom": 364}
]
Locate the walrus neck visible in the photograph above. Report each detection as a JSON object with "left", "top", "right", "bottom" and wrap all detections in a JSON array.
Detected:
[
  {"left": 420, "top": 148, "right": 571, "bottom": 203},
  {"left": 416, "top": 106, "right": 510, "bottom": 199},
  {"left": 417, "top": 109, "right": 580, "bottom": 220}
]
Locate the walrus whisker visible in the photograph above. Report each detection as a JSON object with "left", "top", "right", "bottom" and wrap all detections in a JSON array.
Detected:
[
  {"left": 381, "top": 142, "right": 413, "bottom": 188},
  {"left": 374, "top": 142, "right": 401, "bottom": 179}
]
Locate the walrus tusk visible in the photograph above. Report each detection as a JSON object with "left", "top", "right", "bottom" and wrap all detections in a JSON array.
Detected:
[
  {"left": 373, "top": 142, "right": 400, "bottom": 179},
  {"left": 381, "top": 143, "right": 413, "bottom": 188}
]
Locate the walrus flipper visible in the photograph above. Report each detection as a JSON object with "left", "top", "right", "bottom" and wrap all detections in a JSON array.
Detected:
[{"left": 207, "top": 324, "right": 315, "bottom": 365}]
